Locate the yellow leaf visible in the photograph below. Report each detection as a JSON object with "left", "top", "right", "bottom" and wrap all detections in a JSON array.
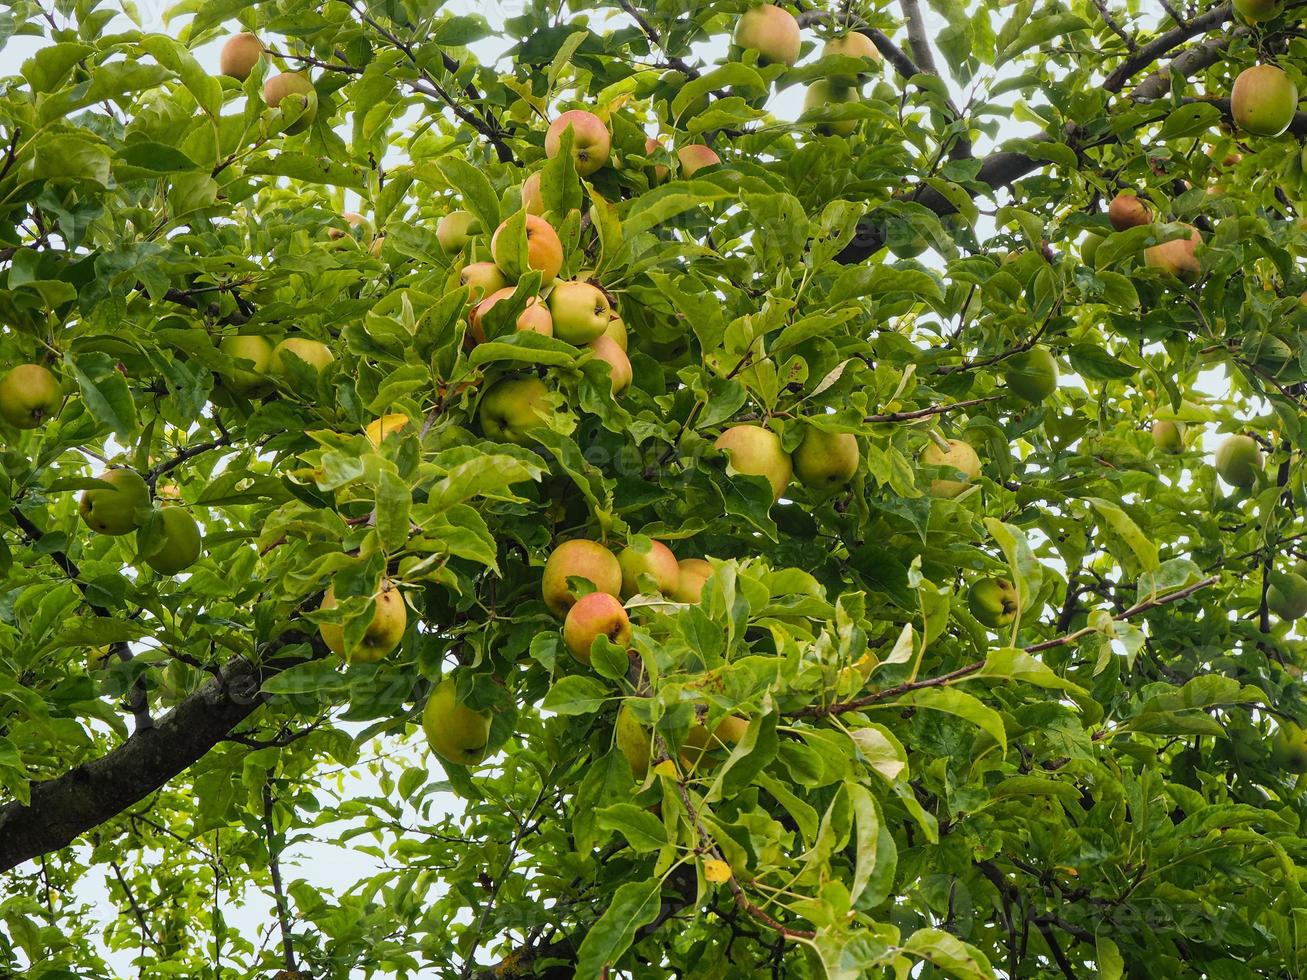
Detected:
[{"left": 704, "top": 859, "right": 732, "bottom": 883}]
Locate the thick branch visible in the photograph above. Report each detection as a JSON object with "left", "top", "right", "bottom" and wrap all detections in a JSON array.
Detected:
[
  {"left": 1101, "top": 2, "right": 1232, "bottom": 93},
  {"left": 898, "top": 0, "right": 941, "bottom": 77}
]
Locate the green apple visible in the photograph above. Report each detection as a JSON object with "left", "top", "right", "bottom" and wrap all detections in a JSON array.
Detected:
[
  {"left": 271, "top": 337, "right": 334, "bottom": 377},
  {"left": 0, "top": 363, "right": 61, "bottom": 428},
  {"left": 542, "top": 538, "right": 623, "bottom": 617},
  {"left": 549, "top": 281, "right": 612, "bottom": 344},
  {"left": 1151, "top": 419, "right": 1185, "bottom": 454},
  {"left": 563, "top": 591, "right": 632, "bottom": 664},
  {"left": 603, "top": 313, "right": 628, "bottom": 351},
  {"left": 1268, "top": 565, "right": 1307, "bottom": 621},
  {"left": 1271, "top": 722, "right": 1307, "bottom": 774},
  {"left": 616, "top": 703, "right": 651, "bottom": 779},
  {"left": 1234, "top": 0, "right": 1283, "bottom": 21},
  {"left": 262, "top": 72, "right": 316, "bottom": 134},
  {"left": 437, "top": 210, "right": 479, "bottom": 254},
  {"left": 670, "top": 558, "right": 713, "bottom": 603},
  {"left": 545, "top": 109, "right": 611, "bottom": 177},
  {"left": 460, "top": 261, "right": 510, "bottom": 300},
  {"left": 144, "top": 508, "right": 202, "bottom": 575},
  {"left": 319, "top": 580, "right": 406, "bottom": 663},
  {"left": 792, "top": 428, "right": 859, "bottom": 489},
  {"left": 478, "top": 376, "right": 552, "bottom": 445},
  {"left": 219, "top": 32, "right": 263, "bottom": 80},
  {"left": 618, "top": 539, "right": 679, "bottom": 598},
  {"left": 423, "top": 678, "right": 492, "bottom": 766},
  {"left": 1231, "top": 64, "right": 1297, "bottom": 138},
  {"left": 821, "top": 32, "right": 880, "bottom": 84},
  {"left": 1003, "top": 347, "right": 1059, "bottom": 403},
  {"left": 218, "top": 335, "right": 274, "bottom": 395},
  {"left": 1080, "top": 231, "right": 1104, "bottom": 267},
  {"left": 920, "top": 438, "right": 981, "bottom": 498},
  {"left": 714, "top": 425, "right": 792, "bottom": 499},
  {"left": 681, "top": 715, "right": 749, "bottom": 770},
  {"left": 733, "top": 3, "right": 802, "bottom": 66},
  {"left": 803, "top": 80, "right": 860, "bottom": 136},
  {"left": 1214, "top": 434, "right": 1262, "bottom": 487},
  {"left": 79, "top": 468, "right": 150, "bottom": 536},
  {"left": 969, "top": 577, "right": 1020, "bottom": 628}
]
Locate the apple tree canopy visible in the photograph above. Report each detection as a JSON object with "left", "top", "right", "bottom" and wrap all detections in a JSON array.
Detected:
[{"left": 1, "top": 0, "right": 1306, "bottom": 976}]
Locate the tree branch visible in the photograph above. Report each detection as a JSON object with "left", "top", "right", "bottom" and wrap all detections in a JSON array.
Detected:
[
  {"left": 898, "top": 0, "right": 940, "bottom": 77},
  {"left": 865, "top": 395, "right": 1001, "bottom": 423},
  {"left": 262, "top": 781, "right": 298, "bottom": 974}
]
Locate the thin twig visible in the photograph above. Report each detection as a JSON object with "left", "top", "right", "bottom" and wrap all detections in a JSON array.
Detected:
[
  {"left": 1089, "top": 0, "right": 1136, "bottom": 51},
  {"left": 262, "top": 781, "right": 297, "bottom": 974},
  {"left": 865, "top": 395, "right": 1001, "bottom": 423}
]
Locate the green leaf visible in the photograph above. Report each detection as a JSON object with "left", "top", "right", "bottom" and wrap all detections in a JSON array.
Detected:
[
  {"left": 979, "top": 648, "right": 1086, "bottom": 695},
  {"left": 437, "top": 156, "right": 500, "bottom": 239},
  {"left": 903, "top": 927, "right": 994, "bottom": 979},
  {"left": 893, "top": 687, "right": 1006, "bottom": 752},
  {"left": 375, "top": 468, "right": 411, "bottom": 552},
  {"left": 574, "top": 878, "right": 664, "bottom": 977},
  {"left": 540, "top": 675, "right": 611, "bottom": 715},
  {"left": 66, "top": 352, "right": 138, "bottom": 438},
  {"left": 1068, "top": 344, "right": 1138, "bottom": 381},
  {"left": 595, "top": 803, "right": 668, "bottom": 853},
  {"left": 1088, "top": 497, "right": 1158, "bottom": 573}
]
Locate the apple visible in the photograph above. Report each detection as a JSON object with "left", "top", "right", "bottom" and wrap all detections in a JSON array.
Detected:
[
  {"left": 1271, "top": 722, "right": 1307, "bottom": 773},
  {"left": 549, "top": 281, "right": 612, "bottom": 344},
  {"left": 603, "top": 313, "right": 629, "bottom": 351},
  {"left": 545, "top": 109, "right": 611, "bottom": 177},
  {"left": 563, "top": 592, "right": 632, "bottom": 663},
  {"left": 491, "top": 213, "right": 564, "bottom": 283},
  {"left": 1232, "top": 64, "right": 1298, "bottom": 137},
  {"left": 645, "top": 137, "right": 670, "bottom": 185},
  {"left": 714, "top": 425, "right": 792, "bottom": 499},
  {"left": 87, "top": 645, "right": 114, "bottom": 672},
  {"left": 365, "top": 413, "right": 412, "bottom": 447},
  {"left": 469, "top": 288, "right": 554, "bottom": 344},
  {"left": 681, "top": 714, "right": 749, "bottom": 770},
  {"left": 262, "top": 72, "right": 316, "bottom": 134},
  {"left": 1151, "top": 419, "right": 1185, "bottom": 454},
  {"left": 1081, "top": 231, "right": 1104, "bottom": 266},
  {"left": 460, "top": 261, "right": 509, "bottom": 299},
  {"left": 0, "top": 363, "right": 61, "bottom": 428},
  {"left": 423, "top": 678, "right": 492, "bottom": 766},
  {"left": 318, "top": 579, "right": 407, "bottom": 662},
  {"left": 1144, "top": 224, "right": 1202, "bottom": 282},
  {"left": 143, "top": 508, "right": 202, "bottom": 575},
  {"left": 586, "top": 335, "right": 632, "bottom": 396},
  {"left": 542, "top": 538, "right": 623, "bottom": 617},
  {"left": 521, "top": 172, "right": 545, "bottom": 215},
  {"left": 271, "top": 337, "right": 334, "bottom": 377},
  {"left": 327, "top": 211, "right": 372, "bottom": 242},
  {"left": 677, "top": 144, "right": 720, "bottom": 177},
  {"left": 1108, "top": 193, "right": 1151, "bottom": 231},
  {"left": 616, "top": 704, "right": 651, "bottom": 778},
  {"left": 1269, "top": 564, "right": 1307, "bottom": 621},
  {"left": 803, "top": 80, "right": 860, "bottom": 136},
  {"left": 1003, "top": 347, "right": 1059, "bottom": 403},
  {"left": 919, "top": 438, "right": 981, "bottom": 498},
  {"left": 218, "top": 335, "right": 274, "bottom": 396},
  {"left": 822, "top": 32, "right": 880, "bottom": 84},
  {"left": 1234, "top": 0, "right": 1283, "bottom": 20},
  {"left": 219, "top": 32, "right": 263, "bottom": 80},
  {"left": 618, "top": 539, "right": 679, "bottom": 598},
  {"left": 478, "top": 376, "right": 552, "bottom": 446},
  {"left": 437, "top": 210, "right": 479, "bottom": 254},
  {"left": 733, "top": 3, "right": 802, "bottom": 67},
  {"left": 670, "top": 558, "right": 713, "bottom": 603},
  {"left": 79, "top": 468, "right": 150, "bottom": 536},
  {"left": 1214, "top": 433, "right": 1262, "bottom": 487},
  {"left": 793, "top": 428, "right": 858, "bottom": 489},
  {"left": 969, "top": 577, "right": 1020, "bottom": 628}
]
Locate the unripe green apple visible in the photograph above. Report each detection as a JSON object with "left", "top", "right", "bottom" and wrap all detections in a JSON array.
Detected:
[
  {"left": 1003, "top": 347, "right": 1059, "bottom": 403},
  {"left": 318, "top": 579, "right": 407, "bottom": 663},
  {"left": 1151, "top": 419, "right": 1185, "bottom": 454},
  {"left": 677, "top": 144, "right": 720, "bottom": 177},
  {"left": 271, "top": 337, "right": 334, "bottom": 377},
  {"left": 803, "top": 80, "right": 861, "bottom": 136},
  {"left": 1271, "top": 722, "right": 1307, "bottom": 773},
  {"left": 733, "top": 3, "right": 802, "bottom": 66},
  {"left": 460, "top": 261, "right": 509, "bottom": 300},
  {"left": 326, "top": 211, "right": 373, "bottom": 242},
  {"left": 1214, "top": 433, "right": 1262, "bottom": 487},
  {"left": 549, "top": 281, "right": 612, "bottom": 344},
  {"left": 218, "top": 335, "right": 274, "bottom": 395},
  {"left": 79, "top": 468, "right": 150, "bottom": 536},
  {"left": 792, "top": 428, "right": 859, "bottom": 489},
  {"left": 821, "top": 32, "right": 880, "bottom": 84},
  {"left": 423, "top": 678, "right": 492, "bottom": 766},
  {"left": 436, "top": 210, "right": 479, "bottom": 254},
  {"left": 969, "top": 577, "right": 1020, "bottom": 628},
  {"left": 542, "top": 538, "right": 622, "bottom": 617},
  {"left": 715, "top": 425, "right": 792, "bottom": 499},
  {"left": 1234, "top": 0, "right": 1283, "bottom": 21},
  {"left": 618, "top": 539, "right": 679, "bottom": 598},
  {"left": 478, "top": 376, "right": 552, "bottom": 445},
  {"left": 0, "top": 363, "right": 61, "bottom": 428},
  {"left": 1108, "top": 192, "right": 1150, "bottom": 232},
  {"left": 616, "top": 704, "right": 650, "bottom": 778},
  {"left": 563, "top": 591, "right": 632, "bottom": 663},
  {"left": 670, "top": 558, "right": 713, "bottom": 603},
  {"left": 1268, "top": 565, "right": 1307, "bottom": 621},
  {"left": 144, "top": 508, "right": 202, "bottom": 575},
  {"left": 920, "top": 438, "right": 981, "bottom": 498},
  {"left": 262, "top": 72, "right": 316, "bottom": 134},
  {"left": 219, "top": 32, "right": 263, "bottom": 80},
  {"left": 1144, "top": 224, "right": 1202, "bottom": 282},
  {"left": 1080, "top": 231, "right": 1104, "bottom": 267},
  {"left": 681, "top": 714, "right": 749, "bottom": 770},
  {"left": 545, "top": 109, "right": 611, "bottom": 177},
  {"left": 603, "top": 313, "right": 629, "bottom": 351},
  {"left": 491, "top": 214, "right": 564, "bottom": 283},
  {"left": 1231, "top": 64, "right": 1298, "bottom": 138}
]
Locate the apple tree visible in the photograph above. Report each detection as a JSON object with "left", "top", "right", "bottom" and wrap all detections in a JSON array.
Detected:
[{"left": 2, "top": 0, "right": 1307, "bottom": 976}]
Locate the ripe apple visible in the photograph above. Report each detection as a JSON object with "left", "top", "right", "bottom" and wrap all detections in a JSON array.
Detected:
[
  {"left": 822, "top": 32, "right": 880, "bottom": 84},
  {"left": 681, "top": 714, "right": 749, "bottom": 770},
  {"left": 969, "top": 577, "right": 1020, "bottom": 628},
  {"left": 603, "top": 313, "right": 628, "bottom": 351},
  {"left": 587, "top": 335, "right": 632, "bottom": 395},
  {"left": 563, "top": 592, "right": 632, "bottom": 663},
  {"left": 437, "top": 210, "right": 479, "bottom": 254},
  {"left": 478, "top": 376, "right": 552, "bottom": 445},
  {"left": 219, "top": 32, "right": 263, "bottom": 80},
  {"left": 645, "top": 137, "right": 670, "bottom": 185},
  {"left": 545, "top": 109, "right": 611, "bottom": 177},
  {"left": 143, "top": 508, "right": 202, "bottom": 575},
  {"left": 1108, "top": 193, "right": 1151, "bottom": 231},
  {"left": 491, "top": 214, "right": 564, "bottom": 283},
  {"left": 271, "top": 337, "right": 334, "bottom": 377},
  {"left": 1234, "top": 0, "right": 1284, "bottom": 20},
  {"left": 469, "top": 288, "right": 554, "bottom": 344},
  {"left": 792, "top": 428, "right": 858, "bottom": 489},
  {"left": 423, "top": 678, "right": 492, "bottom": 766},
  {"left": 460, "top": 261, "right": 509, "bottom": 299},
  {"left": 549, "top": 281, "right": 612, "bottom": 344},
  {"left": 318, "top": 579, "right": 407, "bottom": 662},
  {"left": 714, "top": 425, "right": 792, "bottom": 499},
  {"left": 919, "top": 438, "right": 980, "bottom": 498},
  {"left": 803, "top": 80, "right": 861, "bottom": 136},
  {"left": 365, "top": 413, "right": 412, "bottom": 447},
  {"left": 79, "top": 468, "right": 150, "bottom": 536},
  {"left": 1271, "top": 722, "right": 1307, "bottom": 773},
  {"left": 1214, "top": 433, "right": 1262, "bottom": 487},
  {"left": 1144, "top": 224, "right": 1202, "bottom": 283},
  {"left": 218, "top": 335, "right": 274, "bottom": 396},
  {"left": 542, "top": 538, "right": 623, "bottom": 617},
  {"left": 1003, "top": 347, "right": 1059, "bottom": 403},
  {"left": 670, "top": 558, "right": 713, "bottom": 603},
  {"left": 616, "top": 704, "right": 651, "bottom": 778},
  {"left": 1269, "top": 564, "right": 1307, "bottom": 621},
  {"left": 262, "top": 72, "right": 316, "bottom": 134},
  {"left": 1151, "top": 419, "right": 1185, "bottom": 454},
  {"left": 677, "top": 144, "right": 721, "bottom": 177},
  {"left": 0, "top": 363, "right": 61, "bottom": 428},
  {"left": 327, "top": 211, "right": 372, "bottom": 242},
  {"left": 1231, "top": 64, "right": 1298, "bottom": 137},
  {"left": 521, "top": 172, "right": 545, "bottom": 215},
  {"left": 733, "top": 3, "right": 802, "bottom": 67},
  {"left": 618, "top": 539, "right": 679, "bottom": 598}
]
